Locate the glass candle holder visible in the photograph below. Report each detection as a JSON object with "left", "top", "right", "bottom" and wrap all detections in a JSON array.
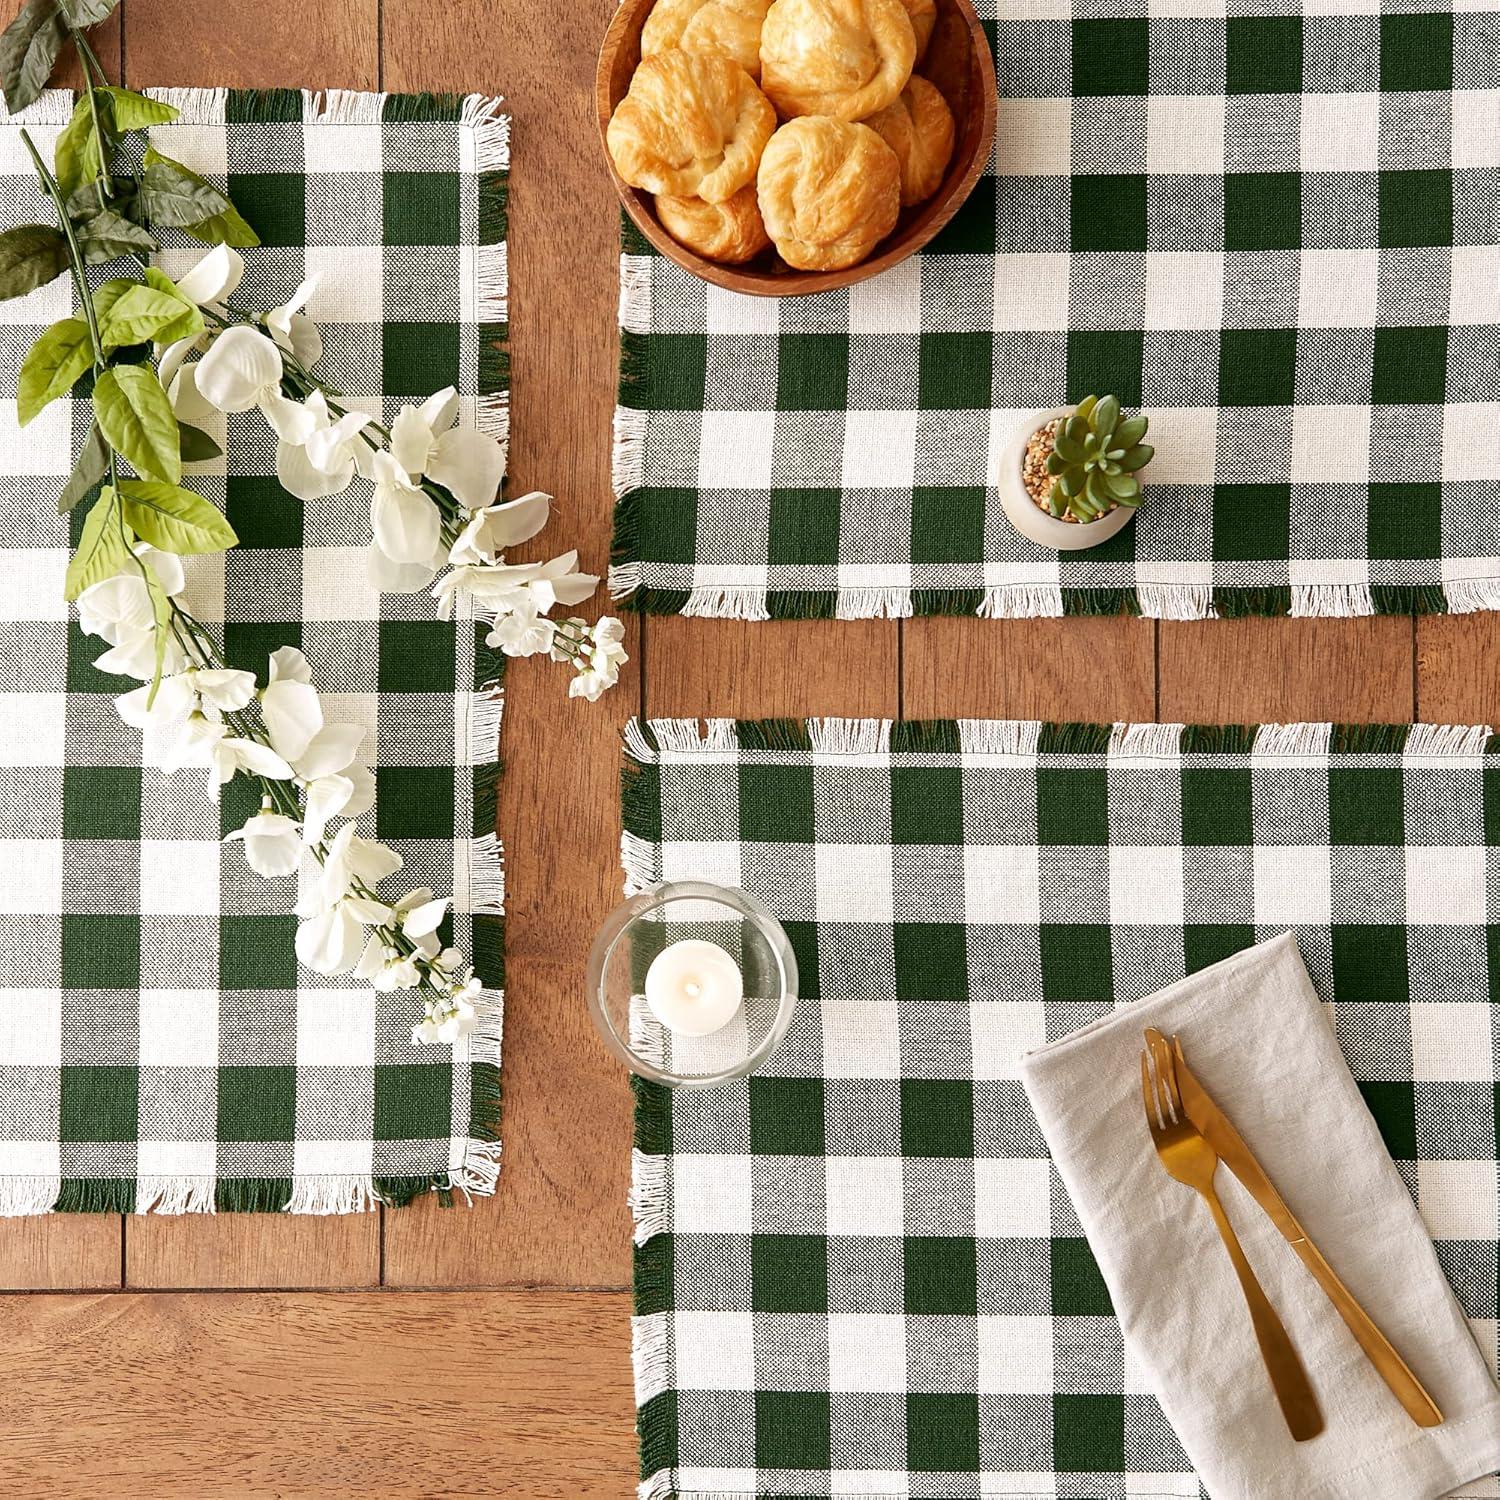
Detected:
[{"left": 587, "top": 881, "right": 798, "bottom": 1087}]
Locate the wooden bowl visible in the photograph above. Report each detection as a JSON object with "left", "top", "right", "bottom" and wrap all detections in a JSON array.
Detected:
[{"left": 596, "top": 0, "right": 998, "bottom": 296}]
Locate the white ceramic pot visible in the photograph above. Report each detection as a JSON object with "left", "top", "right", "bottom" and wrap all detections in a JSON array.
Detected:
[{"left": 997, "top": 406, "right": 1137, "bottom": 551}]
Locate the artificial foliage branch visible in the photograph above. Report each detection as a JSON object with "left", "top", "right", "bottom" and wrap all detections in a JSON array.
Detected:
[{"left": 0, "top": 10, "right": 623, "bottom": 1040}]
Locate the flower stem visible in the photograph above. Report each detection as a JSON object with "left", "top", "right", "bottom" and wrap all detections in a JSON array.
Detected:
[{"left": 68, "top": 26, "right": 113, "bottom": 204}]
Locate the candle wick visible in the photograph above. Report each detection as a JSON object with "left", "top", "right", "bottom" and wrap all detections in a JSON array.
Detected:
[{"left": 685, "top": 981, "right": 701, "bottom": 998}]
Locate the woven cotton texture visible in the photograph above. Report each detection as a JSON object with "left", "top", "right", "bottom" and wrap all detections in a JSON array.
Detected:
[
  {"left": 623, "top": 718, "right": 1500, "bottom": 1499},
  {"left": 0, "top": 88, "right": 509, "bottom": 1215},
  {"left": 610, "top": 2, "right": 1500, "bottom": 622}
]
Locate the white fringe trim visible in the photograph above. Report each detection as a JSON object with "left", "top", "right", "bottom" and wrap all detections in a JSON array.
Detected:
[
  {"left": 1136, "top": 582, "right": 1216, "bottom": 620},
  {"left": 1443, "top": 580, "right": 1500, "bottom": 614},
  {"left": 978, "top": 584, "right": 1065, "bottom": 619},
  {"left": 470, "top": 688, "right": 505, "bottom": 766},
  {"left": 1110, "top": 722, "right": 1184, "bottom": 758},
  {"left": 609, "top": 559, "right": 644, "bottom": 599},
  {"left": 284, "top": 1175, "right": 386, "bottom": 1215},
  {"left": 612, "top": 408, "right": 648, "bottom": 505},
  {"left": 143, "top": 87, "right": 227, "bottom": 123},
  {"left": 0, "top": 87, "right": 74, "bottom": 124},
  {"left": 619, "top": 253, "right": 655, "bottom": 336},
  {"left": 135, "top": 1176, "right": 217, "bottom": 1215},
  {"left": 471, "top": 830, "right": 506, "bottom": 915},
  {"left": 681, "top": 586, "right": 769, "bottom": 620},
  {"left": 632, "top": 1312, "right": 672, "bottom": 1406},
  {"left": 638, "top": 1470, "right": 675, "bottom": 1500},
  {"left": 304, "top": 89, "right": 384, "bottom": 124},
  {"left": 461, "top": 94, "right": 510, "bottom": 173},
  {"left": 630, "top": 1146, "right": 669, "bottom": 1246},
  {"left": 0, "top": 1177, "right": 61, "bottom": 1216},
  {"left": 1253, "top": 722, "right": 1334, "bottom": 757},
  {"left": 477, "top": 240, "right": 508, "bottom": 324},
  {"left": 622, "top": 830, "right": 662, "bottom": 896},
  {"left": 1404, "top": 724, "right": 1494, "bottom": 757},
  {"left": 807, "top": 717, "right": 890, "bottom": 755},
  {"left": 958, "top": 719, "right": 1041, "bottom": 757},
  {"left": 638, "top": 717, "right": 740, "bottom": 754},
  {"left": 1292, "top": 582, "right": 1375, "bottom": 616}
]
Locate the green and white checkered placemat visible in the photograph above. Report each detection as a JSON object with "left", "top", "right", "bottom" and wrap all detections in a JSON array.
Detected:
[
  {"left": 0, "top": 88, "right": 508, "bottom": 1214},
  {"left": 610, "top": 2, "right": 1499, "bottom": 622},
  {"left": 623, "top": 718, "right": 1500, "bottom": 1498}
]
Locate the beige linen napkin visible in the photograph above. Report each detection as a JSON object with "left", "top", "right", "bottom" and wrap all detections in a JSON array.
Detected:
[{"left": 1020, "top": 931, "right": 1500, "bottom": 1500}]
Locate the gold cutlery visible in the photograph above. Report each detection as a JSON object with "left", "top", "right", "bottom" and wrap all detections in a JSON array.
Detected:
[
  {"left": 1141, "top": 1037, "right": 1325, "bottom": 1440},
  {"left": 1149, "top": 1027, "right": 1444, "bottom": 1430}
]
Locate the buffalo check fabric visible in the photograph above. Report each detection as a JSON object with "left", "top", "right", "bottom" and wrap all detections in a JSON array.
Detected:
[
  {"left": 610, "top": 1, "right": 1500, "bottom": 622},
  {"left": 622, "top": 718, "right": 1500, "bottom": 1499},
  {"left": 0, "top": 89, "right": 508, "bottom": 1214}
]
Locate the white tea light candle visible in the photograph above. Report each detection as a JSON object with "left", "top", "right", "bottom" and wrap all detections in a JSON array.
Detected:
[{"left": 644, "top": 939, "right": 744, "bottom": 1036}]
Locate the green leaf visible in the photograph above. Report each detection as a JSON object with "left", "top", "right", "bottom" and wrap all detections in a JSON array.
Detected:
[
  {"left": 1052, "top": 430, "right": 1083, "bottom": 464},
  {"left": 1058, "top": 470, "right": 1083, "bottom": 498},
  {"left": 58, "top": 418, "right": 109, "bottom": 513},
  {"left": 142, "top": 553, "right": 172, "bottom": 704},
  {"left": 17, "top": 315, "right": 92, "bottom": 424},
  {"left": 1063, "top": 414, "right": 1088, "bottom": 447},
  {"left": 1115, "top": 414, "right": 1148, "bottom": 449},
  {"left": 98, "top": 283, "right": 202, "bottom": 348},
  {"left": 1091, "top": 394, "right": 1120, "bottom": 438},
  {"left": 0, "top": 224, "right": 68, "bottom": 301},
  {"left": 92, "top": 363, "right": 180, "bottom": 483},
  {"left": 1045, "top": 450, "right": 1066, "bottom": 475},
  {"left": 116, "top": 478, "right": 236, "bottom": 554},
  {"left": 90, "top": 276, "right": 136, "bottom": 326},
  {"left": 1104, "top": 472, "right": 1141, "bottom": 502},
  {"left": 57, "top": 0, "right": 118, "bottom": 23},
  {"left": 1073, "top": 394, "right": 1097, "bottom": 423},
  {"left": 0, "top": 0, "right": 64, "bottom": 114},
  {"left": 75, "top": 207, "right": 156, "bottom": 265},
  {"left": 140, "top": 147, "right": 261, "bottom": 247},
  {"left": 178, "top": 423, "right": 222, "bottom": 462},
  {"left": 64, "top": 486, "right": 129, "bottom": 601},
  {"left": 137, "top": 150, "right": 233, "bottom": 228},
  {"left": 1120, "top": 443, "right": 1154, "bottom": 473},
  {"left": 98, "top": 86, "right": 175, "bottom": 129},
  {"left": 54, "top": 93, "right": 110, "bottom": 200},
  {"left": 1085, "top": 470, "right": 1110, "bottom": 509}
]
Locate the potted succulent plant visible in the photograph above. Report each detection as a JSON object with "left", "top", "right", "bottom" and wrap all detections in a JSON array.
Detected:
[{"left": 999, "top": 395, "right": 1153, "bottom": 550}]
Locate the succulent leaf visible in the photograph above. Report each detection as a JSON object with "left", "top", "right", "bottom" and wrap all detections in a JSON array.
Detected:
[
  {"left": 1115, "top": 414, "right": 1148, "bottom": 448},
  {"left": 1093, "top": 394, "right": 1120, "bottom": 436},
  {"left": 1037, "top": 395, "right": 1151, "bottom": 523},
  {"left": 1119, "top": 442, "right": 1154, "bottom": 472}
]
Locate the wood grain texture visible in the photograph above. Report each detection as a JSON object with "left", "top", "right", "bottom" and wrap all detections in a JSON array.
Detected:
[
  {"left": 125, "top": 1214, "right": 379, "bottom": 1289},
  {"left": 1416, "top": 615, "right": 1500, "bottom": 726},
  {"left": 0, "top": 1216, "right": 120, "bottom": 1291},
  {"left": 380, "top": 0, "right": 639, "bottom": 1290},
  {"left": 112, "top": 0, "right": 383, "bottom": 1290},
  {"left": 0, "top": 1289, "right": 635, "bottom": 1497},
  {"left": 904, "top": 617, "right": 1156, "bottom": 720},
  {"left": 1159, "top": 619, "right": 1415, "bottom": 723}
]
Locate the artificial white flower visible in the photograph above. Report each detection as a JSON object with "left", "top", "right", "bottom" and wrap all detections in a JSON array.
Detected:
[
  {"left": 224, "top": 807, "right": 302, "bottom": 877},
  {"left": 371, "top": 953, "right": 422, "bottom": 992},
  {"left": 76, "top": 549, "right": 190, "bottom": 681},
  {"left": 159, "top": 716, "right": 294, "bottom": 796},
  {"left": 260, "top": 675, "right": 322, "bottom": 763},
  {"left": 297, "top": 822, "right": 403, "bottom": 918},
  {"left": 487, "top": 608, "right": 555, "bottom": 658},
  {"left": 368, "top": 540, "right": 447, "bottom": 594},
  {"left": 193, "top": 324, "right": 284, "bottom": 413},
  {"left": 448, "top": 490, "right": 551, "bottom": 567},
  {"left": 569, "top": 617, "right": 629, "bottom": 702},
  {"left": 432, "top": 551, "right": 599, "bottom": 621},
  {"left": 369, "top": 449, "right": 442, "bottom": 565},
  {"left": 172, "top": 243, "right": 245, "bottom": 309},
  {"left": 263, "top": 279, "right": 323, "bottom": 368},
  {"left": 270, "top": 390, "right": 370, "bottom": 502},
  {"left": 388, "top": 386, "right": 505, "bottom": 511},
  {"left": 295, "top": 901, "right": 367, "bottom": 975}
]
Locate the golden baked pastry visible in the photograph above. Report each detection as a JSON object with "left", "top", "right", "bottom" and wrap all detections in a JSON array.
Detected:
[
  {"left": 607, "top": 49, "right": 776, "bottom": 203},
  {"left": 756, "top": 117, "right": 901, "bottom": 270},
  {"left": 865, "top": 75, "right": 954, "bottom": 205},
  {"left": 896, "top": 0, "right": 935, "bottom": 61},
  {"left": 759, "top": 0, "right": 916, "bottom": 121},
  {"left": 656, "top": 184, "right": 772, "bottom": 262},
  {"left": 641, "top": 0, "right": 774, "bottom": 80}
]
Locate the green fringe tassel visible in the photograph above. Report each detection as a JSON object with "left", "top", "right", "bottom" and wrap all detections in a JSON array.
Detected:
[
  {"left": 890, "top": 720, "right": 962, "bottom": 753},
  {"left": 734, "top": 719, "right": 813, "bottom": 751},
  {"left": 224, "top": 88, "right": 303, "bottom": 122},
  {"left": 479, "top": 169, "right": 508, "bottom": 246},
  {"left": 1213, "top": 586, "right": 1293, "bottom": 618},
  {"left": 1061, "top": 588, "right": 1142, "bottom": 618},
  {"left": 618, "top": 329, "right": 652, "bottom": 408},
  {"left": 1371, "top": 584, "right": 1450, "bottom": 615},
  {"left": 55, "top": 1178, "right": 135, "bottom": 1213},
  {"left": 381, "top": 92, "right": 468, "bottom": 123},
  {"left": 1180, "top": 724, "right": 1257, "bottom": 754},
  {"left": 1330, "top": 724, "right": 1413, "bottom": 754},
  {"left": 1037, "top": 721, "right": 1114, "bottom": 755}
]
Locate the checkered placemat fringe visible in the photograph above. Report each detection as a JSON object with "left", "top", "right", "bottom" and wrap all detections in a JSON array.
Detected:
[
  {"left": 0, "top": 88, "right": 509, "bottom": 1214},
  {"left": 609, "top": 0, "right": 1499, "bottom": 622},
  {"left": 623, "top": 717, "right": 1500, "bottom": 1498}
]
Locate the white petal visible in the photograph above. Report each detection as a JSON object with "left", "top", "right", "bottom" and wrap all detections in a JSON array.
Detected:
[
  {"left": 277, "top": 440, "right": 353, "bottom": 502},
  {"left": 344, "top": 896, "right": 395, "bottom": 926},
  {"left": 401, "top": 896, "right": 450, "bottom": 939},
  {"left": 487, "top": 490, "right": 551, "bottom": 547},
  {"left": 371, "top": 484, "right": 441, "bottom": 565},
  {"left": 242, "top": 826, "right": 302, "bottom": 878},
  {"left": 417, "top": 386, "right": 460, "bottom": 434},
  {"left": 224, "top": 737, "right": 296, "bottom": 780},
  {"left": 168, "top": 363, "right": 218, "bottom": 425},
  {"left": 269, "top": 645, "right": 313, "bottom": 685},
  {"left": 293, "top": 723, "right": 364, "bottom": 781},
  {"left": 368, "top": 546, "right": 439, "bottom": 596},
  {"left": 295, "top": 904, "right": 365, "bottom": 975},
  {"left": 549, "top": 571, "right": 601, "bottom": 608},
  {"left": 115, "top": 672, "right": 195, "bottom": 727},
  {"left": 173, "top": 243, "right": 244, "bottom": 307},
  {"left": 194, "top": 325, "right": 283, "bottom": 413},
  {"left": 353, "top": 934, "right": 387, "bottom": 980},
  {"left": 346, "top": 835, "right": 403, "bottom": 886},
  {"left": 157, "top": 334, "right": 204, "bottom": 394},
  {"left": 95, "top": 629, "right": 161, "bottom": 681},
  {"left": 260, "top": 393, "right": 317, "bottom": 445},
  {"left": 138, "top": 545, "right": 186, "bottom": 599},
  {"left": 389, "top": 405, "right": 435, "bottom": 478},
  {"left": 191, "top": 668, "right": 256, "bottom": 712},
  {"left": 341, "top": 761, "right": 376, "bottom": 818},
  {"left": 260, "top": 679, "right": 323, "bottom": 762},
  {"left": 304, "top": 411, "right": 370, "bottom": 473},
  {"left": 288, "top": 315, "right": 322, "bottom": 369},
  {"left": 302, "top": 774, "right": 353, "bottom": 845},
  {"left": 426, "top": 426, "right": 505, "bottom": 511}
]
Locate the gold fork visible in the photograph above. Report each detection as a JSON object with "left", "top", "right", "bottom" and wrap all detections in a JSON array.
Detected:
[{"left": 1140, "top": 1033, "right": 1325, "bottom": 1441}]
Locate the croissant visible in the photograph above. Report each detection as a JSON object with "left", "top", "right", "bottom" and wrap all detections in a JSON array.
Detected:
[
  {"left": 641, "top": 0, "right": 773, "bottom": 79},
  {"left": 656, "top": 184, "right": 772, "bottom": 262},
  {"left": 756, "top": 116, "right": 901, "bottom": 270},
  {"left": 896, "top": 0, "right": 935, "bottom": 61},
  {"left": 759, "top": 0, "right": 916, "bottom": 121},
  {"left": 607, "top": 49, "right": 776, "bottom": 203},
  {"left": 865, "top": 75, "right": 954, "bottom": 205}
]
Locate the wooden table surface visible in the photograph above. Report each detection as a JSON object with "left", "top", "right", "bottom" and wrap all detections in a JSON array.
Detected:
[{"left": 2, "top": 2, "right": 1496, "bottom": 1495}]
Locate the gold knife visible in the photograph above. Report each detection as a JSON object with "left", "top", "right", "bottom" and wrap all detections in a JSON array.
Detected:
[{"left": 1145, "top": 1028, "right": 1444, "bottom": 1429}]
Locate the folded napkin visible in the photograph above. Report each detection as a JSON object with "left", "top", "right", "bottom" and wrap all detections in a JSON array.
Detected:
[{"left": 1020, "top": 931, "right": 1500, "bottom": 1500}]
